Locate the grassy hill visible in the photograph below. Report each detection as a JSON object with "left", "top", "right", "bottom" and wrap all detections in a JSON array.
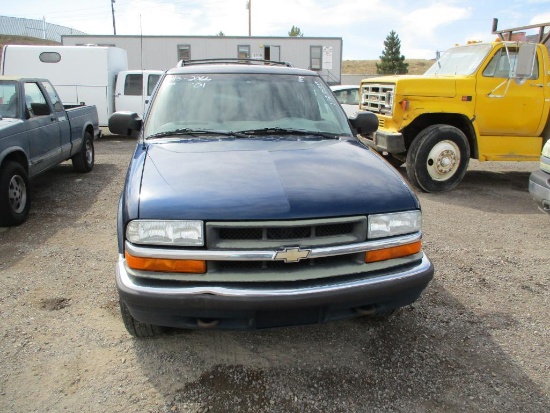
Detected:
[{"left": 343, "top": 59, "right": 434, "bottom": 75}]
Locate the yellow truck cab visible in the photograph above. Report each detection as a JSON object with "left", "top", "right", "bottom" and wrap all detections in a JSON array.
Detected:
[{"left": 360, "top": 19, "right": 550, "bottom": 192}]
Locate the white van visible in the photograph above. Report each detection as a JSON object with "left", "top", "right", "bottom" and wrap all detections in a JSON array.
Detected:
[{"left": 114, "top": 70, "right": 163, "bottom": 116}]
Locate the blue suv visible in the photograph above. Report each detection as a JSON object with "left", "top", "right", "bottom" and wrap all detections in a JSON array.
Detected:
[{"left": 108, "top": 60, "right": 434, "bottom": 336}]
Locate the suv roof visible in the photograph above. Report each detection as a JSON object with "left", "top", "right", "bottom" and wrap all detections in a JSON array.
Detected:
[
  {"left": 166, "top": 63, "right": 318, "bottom": 76},
  {"left": 176, "top": 58, "right": 292, "bottom": 67}
]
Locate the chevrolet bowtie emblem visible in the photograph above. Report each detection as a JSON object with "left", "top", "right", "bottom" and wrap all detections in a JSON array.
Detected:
[{"left": 274, "top": 247, "right": 311, "bottom": 263}]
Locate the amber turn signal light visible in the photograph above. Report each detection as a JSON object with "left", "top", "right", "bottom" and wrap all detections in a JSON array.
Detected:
[
  {"left": 365, "top": 241, "right": 422, "bottom": 263},
  {"left": 125, "top": 251, "right": 206, "bottom": 273}
]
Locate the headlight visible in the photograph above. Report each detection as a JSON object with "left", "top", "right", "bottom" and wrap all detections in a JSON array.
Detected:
[
  {"left": 368, "top": 211, "right": 422, "bottom": 239},
  {"left": 126, "top": 220, "right": 204, "bottom": 246},
  {"left": 542, "top": 140, "right": 550, "bottom": 158}
]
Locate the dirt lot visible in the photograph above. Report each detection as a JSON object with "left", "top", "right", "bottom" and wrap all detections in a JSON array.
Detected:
[{"left": 0, "top": 134, "right": 548, "bottom": 413}]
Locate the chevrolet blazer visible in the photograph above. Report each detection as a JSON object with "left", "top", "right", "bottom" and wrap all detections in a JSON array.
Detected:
[{"left": 108, "top": 60, "right": 434, "bottom": 337}]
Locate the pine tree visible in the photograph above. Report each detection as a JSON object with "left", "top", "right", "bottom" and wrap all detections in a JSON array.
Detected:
[
  {"left": 288, "top": 26, "right": 304, "bottom": 37},
  {"left": 376, "top": 31, "right": 409, "bottom": 75}
]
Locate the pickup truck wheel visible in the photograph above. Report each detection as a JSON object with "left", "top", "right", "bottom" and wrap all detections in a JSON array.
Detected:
[
  {"left": 0, "top": 161, "right": 31, "bottom": 227},
  {"left": 406, "top": 124, "right": 470, "bottom": 192},
  {"left": 72, "top": 132, "right": 94, "bottom": 173},
  {"left": 119, "top": 301, "right": 165, "bottom": 338}
]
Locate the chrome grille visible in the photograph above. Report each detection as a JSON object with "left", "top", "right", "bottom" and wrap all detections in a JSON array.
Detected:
[{"left": 361, "top": 83, "right": 395, "bottom": 115}]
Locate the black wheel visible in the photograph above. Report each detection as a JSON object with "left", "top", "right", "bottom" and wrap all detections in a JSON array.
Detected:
[
  {"left": 0, "top": 161, "right": 31, "bottom": 227},
  {"left": 72, "top": 132, "right": 94, "bottom": 173},
  {"left": 406, "top": 124, "right": 470, "bottom": 192},
  {"left": 119, "top": 301, "right": 165, "bottom": 338}
]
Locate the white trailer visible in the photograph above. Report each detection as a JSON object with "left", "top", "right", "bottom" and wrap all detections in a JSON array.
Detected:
[{"left": 1, "top": 45, "right": 128, "bottom": 125}]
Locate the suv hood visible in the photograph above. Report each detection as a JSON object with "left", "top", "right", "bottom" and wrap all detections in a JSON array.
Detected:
[{"left": 133, "top": 138, "right": 418, "bottom": 221}]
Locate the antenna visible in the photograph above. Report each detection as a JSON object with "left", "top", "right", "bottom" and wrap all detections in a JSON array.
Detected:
[{"left": 140, "top": 14, "right": 143, "bottom": 70}]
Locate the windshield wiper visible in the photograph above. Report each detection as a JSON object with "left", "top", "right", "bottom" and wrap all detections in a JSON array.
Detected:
[
  {"left": 146, "top": 128, "right": 243, "bottom": 139},
  {"left": 236, "top": 127, "right": 341, "bottom": 139}
]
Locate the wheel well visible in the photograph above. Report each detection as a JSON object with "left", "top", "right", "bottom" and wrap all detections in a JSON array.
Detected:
[
  {"left": 402, "top": 113, "right": 478, "bottom": 159},
  {"left": 85, "top": 125, "right": 94, "bottom": 138},
  {"left": 0, "top": 151, "right": 28, "bottom": 174}
]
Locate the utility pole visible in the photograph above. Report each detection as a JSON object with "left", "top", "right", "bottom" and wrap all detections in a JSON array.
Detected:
[
  {"left": 247, "top": 0, "right": 251, "bottom": 36},
  {"left": 111, "top": 0, "right": 117, "bottom": 35}
]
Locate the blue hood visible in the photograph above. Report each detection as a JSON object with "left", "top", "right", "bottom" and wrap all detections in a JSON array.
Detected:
[{"left": 133, "top": 137, "right": 419, "bottom": 221}]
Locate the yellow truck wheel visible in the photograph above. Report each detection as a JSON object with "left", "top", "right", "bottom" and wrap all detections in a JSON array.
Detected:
[{"left": 406, "top": 124, "right": 470, "bottom": 192}]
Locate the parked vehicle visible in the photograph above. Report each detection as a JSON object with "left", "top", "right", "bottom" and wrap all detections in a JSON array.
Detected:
[
  {"left": 529, "top": 139, "right": 550, "bottom": 214},
  {"left": 0, "top": 76, "right": 99, "bottom": 226},
  {"left": 114, "top": 70, "right": 163, "bottom": 115},
  {"left": 1, "top": 45, "right": 162, "bottom": 126},
  {"left": 108, "top": 59, "right": 434, "bottom": 337},
  {"left": 330, "top": 84, "right": 360, "bottom": 116},
  {"left": 359, "top": 19, "right": 550, "bottom": 192}
]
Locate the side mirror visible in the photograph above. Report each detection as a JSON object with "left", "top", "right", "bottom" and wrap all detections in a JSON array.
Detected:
[
  {"left": 349, "top": 111, "right": 378, "bottom": 135},
  {"left": 515, "top": 43, "right": 537, "bottom": 80},
  {"left": 108, "top": 111, "right": 142, "bottom": 137}
]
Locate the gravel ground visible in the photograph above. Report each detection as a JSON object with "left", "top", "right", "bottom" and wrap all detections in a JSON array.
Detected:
[{"left": 0, "top": 134, "right": 548, "bottom": 413}]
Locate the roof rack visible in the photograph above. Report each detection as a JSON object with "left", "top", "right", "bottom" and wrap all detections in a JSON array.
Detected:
[
  {"left": 176, "top": 58, "right": 293, "bottom": 68},
  {"left": 492, "top": 17, "right": 550, "bottom": 45}
]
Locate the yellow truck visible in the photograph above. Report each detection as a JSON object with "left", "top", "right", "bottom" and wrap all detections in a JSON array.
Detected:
[{"left": 359, "top": 19, "right": 550, "bottom": 192}]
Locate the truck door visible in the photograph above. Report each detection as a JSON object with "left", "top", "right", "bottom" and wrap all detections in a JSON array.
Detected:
[
  {"left": 144, "top": 73, "right": 161, "bottom": 115},
  {"left": 42, "top": 81, "right": 72, "bottom": 159},
  {"left": 115, "top": 72, "right": 143, "bottom": 115},
  {"left": 23, "top": 82, "right": 62, "bottom": 175},
  {"left": 475, "top": 46, "right": 545, "bottom": 137}
]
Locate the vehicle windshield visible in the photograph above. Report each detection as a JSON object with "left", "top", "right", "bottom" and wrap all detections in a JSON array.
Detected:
[
  {"left": 424, "top": 44, "right": 493, "bottom": 76},
  {"left": 144, "top": 73, "right": 351, "bottom": 139},
  {"left": 0, "top": 80, "right": 18, "bottom": 119}
]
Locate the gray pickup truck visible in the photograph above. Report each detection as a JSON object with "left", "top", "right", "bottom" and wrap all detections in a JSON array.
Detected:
[{"left": 0, "top": 76, "right": 100, "bottom": 226}]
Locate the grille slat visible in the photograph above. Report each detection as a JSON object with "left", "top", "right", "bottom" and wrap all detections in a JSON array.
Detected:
[
  {"left": 361, "top": 83, "right": 394, "bottom": 115},
  {"left": 206, "top": 217, "right": 367, "bottom": 250}
]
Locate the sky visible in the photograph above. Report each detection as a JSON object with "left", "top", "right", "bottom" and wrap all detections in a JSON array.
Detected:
[{"left": 3, "top": 0, "right": 550, "bottom": 60}]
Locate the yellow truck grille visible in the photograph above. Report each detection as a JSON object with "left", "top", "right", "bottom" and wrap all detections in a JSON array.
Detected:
[{"left": 361, "top": 83, "right": 395, "bottom": 115}]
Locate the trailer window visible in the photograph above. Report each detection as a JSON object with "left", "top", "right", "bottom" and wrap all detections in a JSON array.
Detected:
[
  {"left": 39, "top": 52, "right": 61, "bottom": 63},
  {"left": 238, "top": 45, "right": 250, "bottom": 62},
  {"left": 178, "top": 45, "right": 191, "bottom": 63},
  {"left": 124, "top": 74, "right": 143, "bottom": 96},
  {"left": 310, "top": 46, "right": 322, "bottom": 71}
]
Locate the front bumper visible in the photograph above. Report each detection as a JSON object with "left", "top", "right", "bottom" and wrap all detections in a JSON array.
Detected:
[
  {"left": 116, "top": 254, "right": 434, "bottom": 330},
  {"left": 529, "top": 169, "right": 550, "bottom": 214},
  {"left": 362, "top": 130, "right": 406, "bottom": 154}
]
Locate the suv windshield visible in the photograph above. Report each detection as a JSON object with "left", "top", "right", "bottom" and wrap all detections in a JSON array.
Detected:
[
  {"left": 425, "top": 44, "right": 493, "bottom": 76},
  {"left": 144, "top": 73, "right": 351, "bottom": 139}
]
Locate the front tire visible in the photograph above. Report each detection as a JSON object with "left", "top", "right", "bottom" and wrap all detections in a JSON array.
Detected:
[
  {"left": 119, "top": 301, "right": 165, "bottom": 338},
  {"left": 406, "top": 124, "right": 470, "bottom": 192},
  {"left": 72, "top": 132, "right": 94, "bottom": 173},
  {"left": 0, "top": 161, "right": 31, "bottom": 227}
]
